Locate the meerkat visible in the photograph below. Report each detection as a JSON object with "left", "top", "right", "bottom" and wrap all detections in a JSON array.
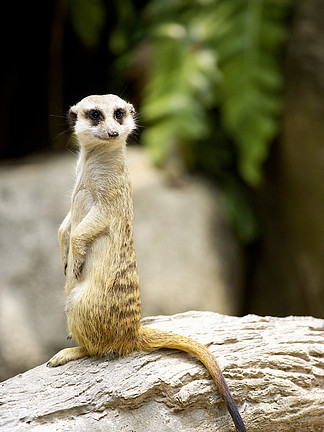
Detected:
[{"left": 47, "top": 94, "right": 246, "bottom": 432}]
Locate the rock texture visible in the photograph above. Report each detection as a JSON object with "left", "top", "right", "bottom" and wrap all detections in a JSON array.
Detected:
[
  {"left": 1, "top": 311, "right": 323, "bottom": 432},
  {"left": 0, "top": 148, "right": 242, "bottom": 381}
]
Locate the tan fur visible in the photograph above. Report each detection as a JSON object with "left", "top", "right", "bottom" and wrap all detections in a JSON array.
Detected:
[{"left": 47, "top": 94, "right": 246, "bottom": 432}]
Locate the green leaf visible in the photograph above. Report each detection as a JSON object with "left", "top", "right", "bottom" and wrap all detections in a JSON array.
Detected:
[
  {"left": 141, "top": 0, "right": 292, "bottom": 186},
  {"left": 214, "top": 0, "right": 292, "bottom": 186},
  {"left": 141, "top": 13, "right": 222, "bottom": 163}
]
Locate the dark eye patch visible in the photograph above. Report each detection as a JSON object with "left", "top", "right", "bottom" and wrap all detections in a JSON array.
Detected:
[
  {"left": 85, "top": 109, "right": 105, "bottom": 125},
  {"left": 114, "top": 108, "right": 126, "bottom": 123}
]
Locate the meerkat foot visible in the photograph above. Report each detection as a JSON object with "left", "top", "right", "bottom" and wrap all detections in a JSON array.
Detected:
[{"left": 46, "top": 346, "right": 88, "bottom": 367}]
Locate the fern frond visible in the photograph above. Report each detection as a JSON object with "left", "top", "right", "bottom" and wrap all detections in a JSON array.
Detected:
[
  {"left": 214, "top": 0, "right": 292, "bottom": 185},
  {"left": 142, "top": 21, "right": 220, "bottom": 165},
  {"left": 141, "top": 0, "right": 292, "bottom": 186}
]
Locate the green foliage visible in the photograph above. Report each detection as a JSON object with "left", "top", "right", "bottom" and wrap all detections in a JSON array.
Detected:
[
  {"left": 142, "top": 8, "right": 221, "bottom": 166},
  {"left": 214, "top": 0, "right": 291, "bottom": 185},
  {"left": 68, "top": 0, "right": 106, "bottom": 48},
  {"left": 142, "top": 0, "right": 291, "bottom": 186},
  {"left": 66, "top": 0, "right": 292, "bottom": 243},
  {"left": 139, "top": 0, "right": 292, "bottom": 242},
  {"left": 108, "top": 0, "right": 138, "bottom": 55}
]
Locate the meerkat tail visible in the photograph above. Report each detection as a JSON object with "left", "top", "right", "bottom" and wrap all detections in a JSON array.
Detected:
[{"left": 138, "top": 326, "right": 246, "bottom": 432}]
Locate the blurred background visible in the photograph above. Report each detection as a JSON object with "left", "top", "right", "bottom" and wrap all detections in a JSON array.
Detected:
[{"left": 1, "top": 0, "right": 324, "bottom": 380}]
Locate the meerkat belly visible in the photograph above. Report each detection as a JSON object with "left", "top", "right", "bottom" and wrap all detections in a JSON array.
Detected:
[{"left": 66, "top": 236, "right": 142, "bottom": 356}]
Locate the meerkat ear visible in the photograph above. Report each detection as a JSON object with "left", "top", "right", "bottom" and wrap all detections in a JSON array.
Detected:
[
  {"left": 68, "top": 106, "right": 78, "bottom": 128},
  {"left": 128, "top": 104, "right": 136, "bottom": 118}
]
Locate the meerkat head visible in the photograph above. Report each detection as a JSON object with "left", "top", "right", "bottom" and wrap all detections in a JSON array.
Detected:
[{"left": 68, "top": 94, "right": 136, "bottom": 149}]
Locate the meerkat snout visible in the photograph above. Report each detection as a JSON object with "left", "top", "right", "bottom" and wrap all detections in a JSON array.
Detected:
[{"left": 108, "top": 131, "right": 119, "bottom": 138}]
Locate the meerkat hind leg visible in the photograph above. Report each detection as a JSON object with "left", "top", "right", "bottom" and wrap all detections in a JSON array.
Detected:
[{"left": 47, "top": 346, "right": 88, "bottom": 367}]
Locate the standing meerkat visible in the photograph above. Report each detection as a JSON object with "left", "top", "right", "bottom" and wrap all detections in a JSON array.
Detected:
[{"left": 47, "top": 94, "right": 246, "bottom": 432}]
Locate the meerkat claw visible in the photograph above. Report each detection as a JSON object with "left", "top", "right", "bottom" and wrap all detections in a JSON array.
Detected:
[{"left": 73, "top": 258, "right": 84, "bottom": 279}]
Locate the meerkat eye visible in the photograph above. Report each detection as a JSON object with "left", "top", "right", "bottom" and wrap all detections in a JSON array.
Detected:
[
  {"left": 85, "top": 109, "right": 104, "bottom": 125},
  {"left": 114, "top": 108, "right": 126, "bottom": 122}
]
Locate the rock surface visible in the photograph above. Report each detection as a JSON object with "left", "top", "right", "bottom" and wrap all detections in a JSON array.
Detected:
[
  {"left": 0, "top": 147, "right": 242, "bottom": 381},
  {"left": 1, "top": 311, "right": 323, "bottom": 432}
]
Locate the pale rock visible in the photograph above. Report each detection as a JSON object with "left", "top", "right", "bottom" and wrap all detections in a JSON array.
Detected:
[{"left": 0, "top": 312, "right": 323, "bottom": 431}]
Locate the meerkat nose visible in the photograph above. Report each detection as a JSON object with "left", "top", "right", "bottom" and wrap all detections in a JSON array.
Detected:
[{"left": 108, "top": 130, "right": 119, "bottom": 138}]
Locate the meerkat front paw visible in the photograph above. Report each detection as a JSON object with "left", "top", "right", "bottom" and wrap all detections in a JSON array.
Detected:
[
  {"left": 73, "top": 254, "right": 85, "bottom": 279},
  {"left": 71, "top": 236, "right": 87, "bottom": 279},
  {"left": 47, "top": 346, "right": 88, "bottom": 367}
]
